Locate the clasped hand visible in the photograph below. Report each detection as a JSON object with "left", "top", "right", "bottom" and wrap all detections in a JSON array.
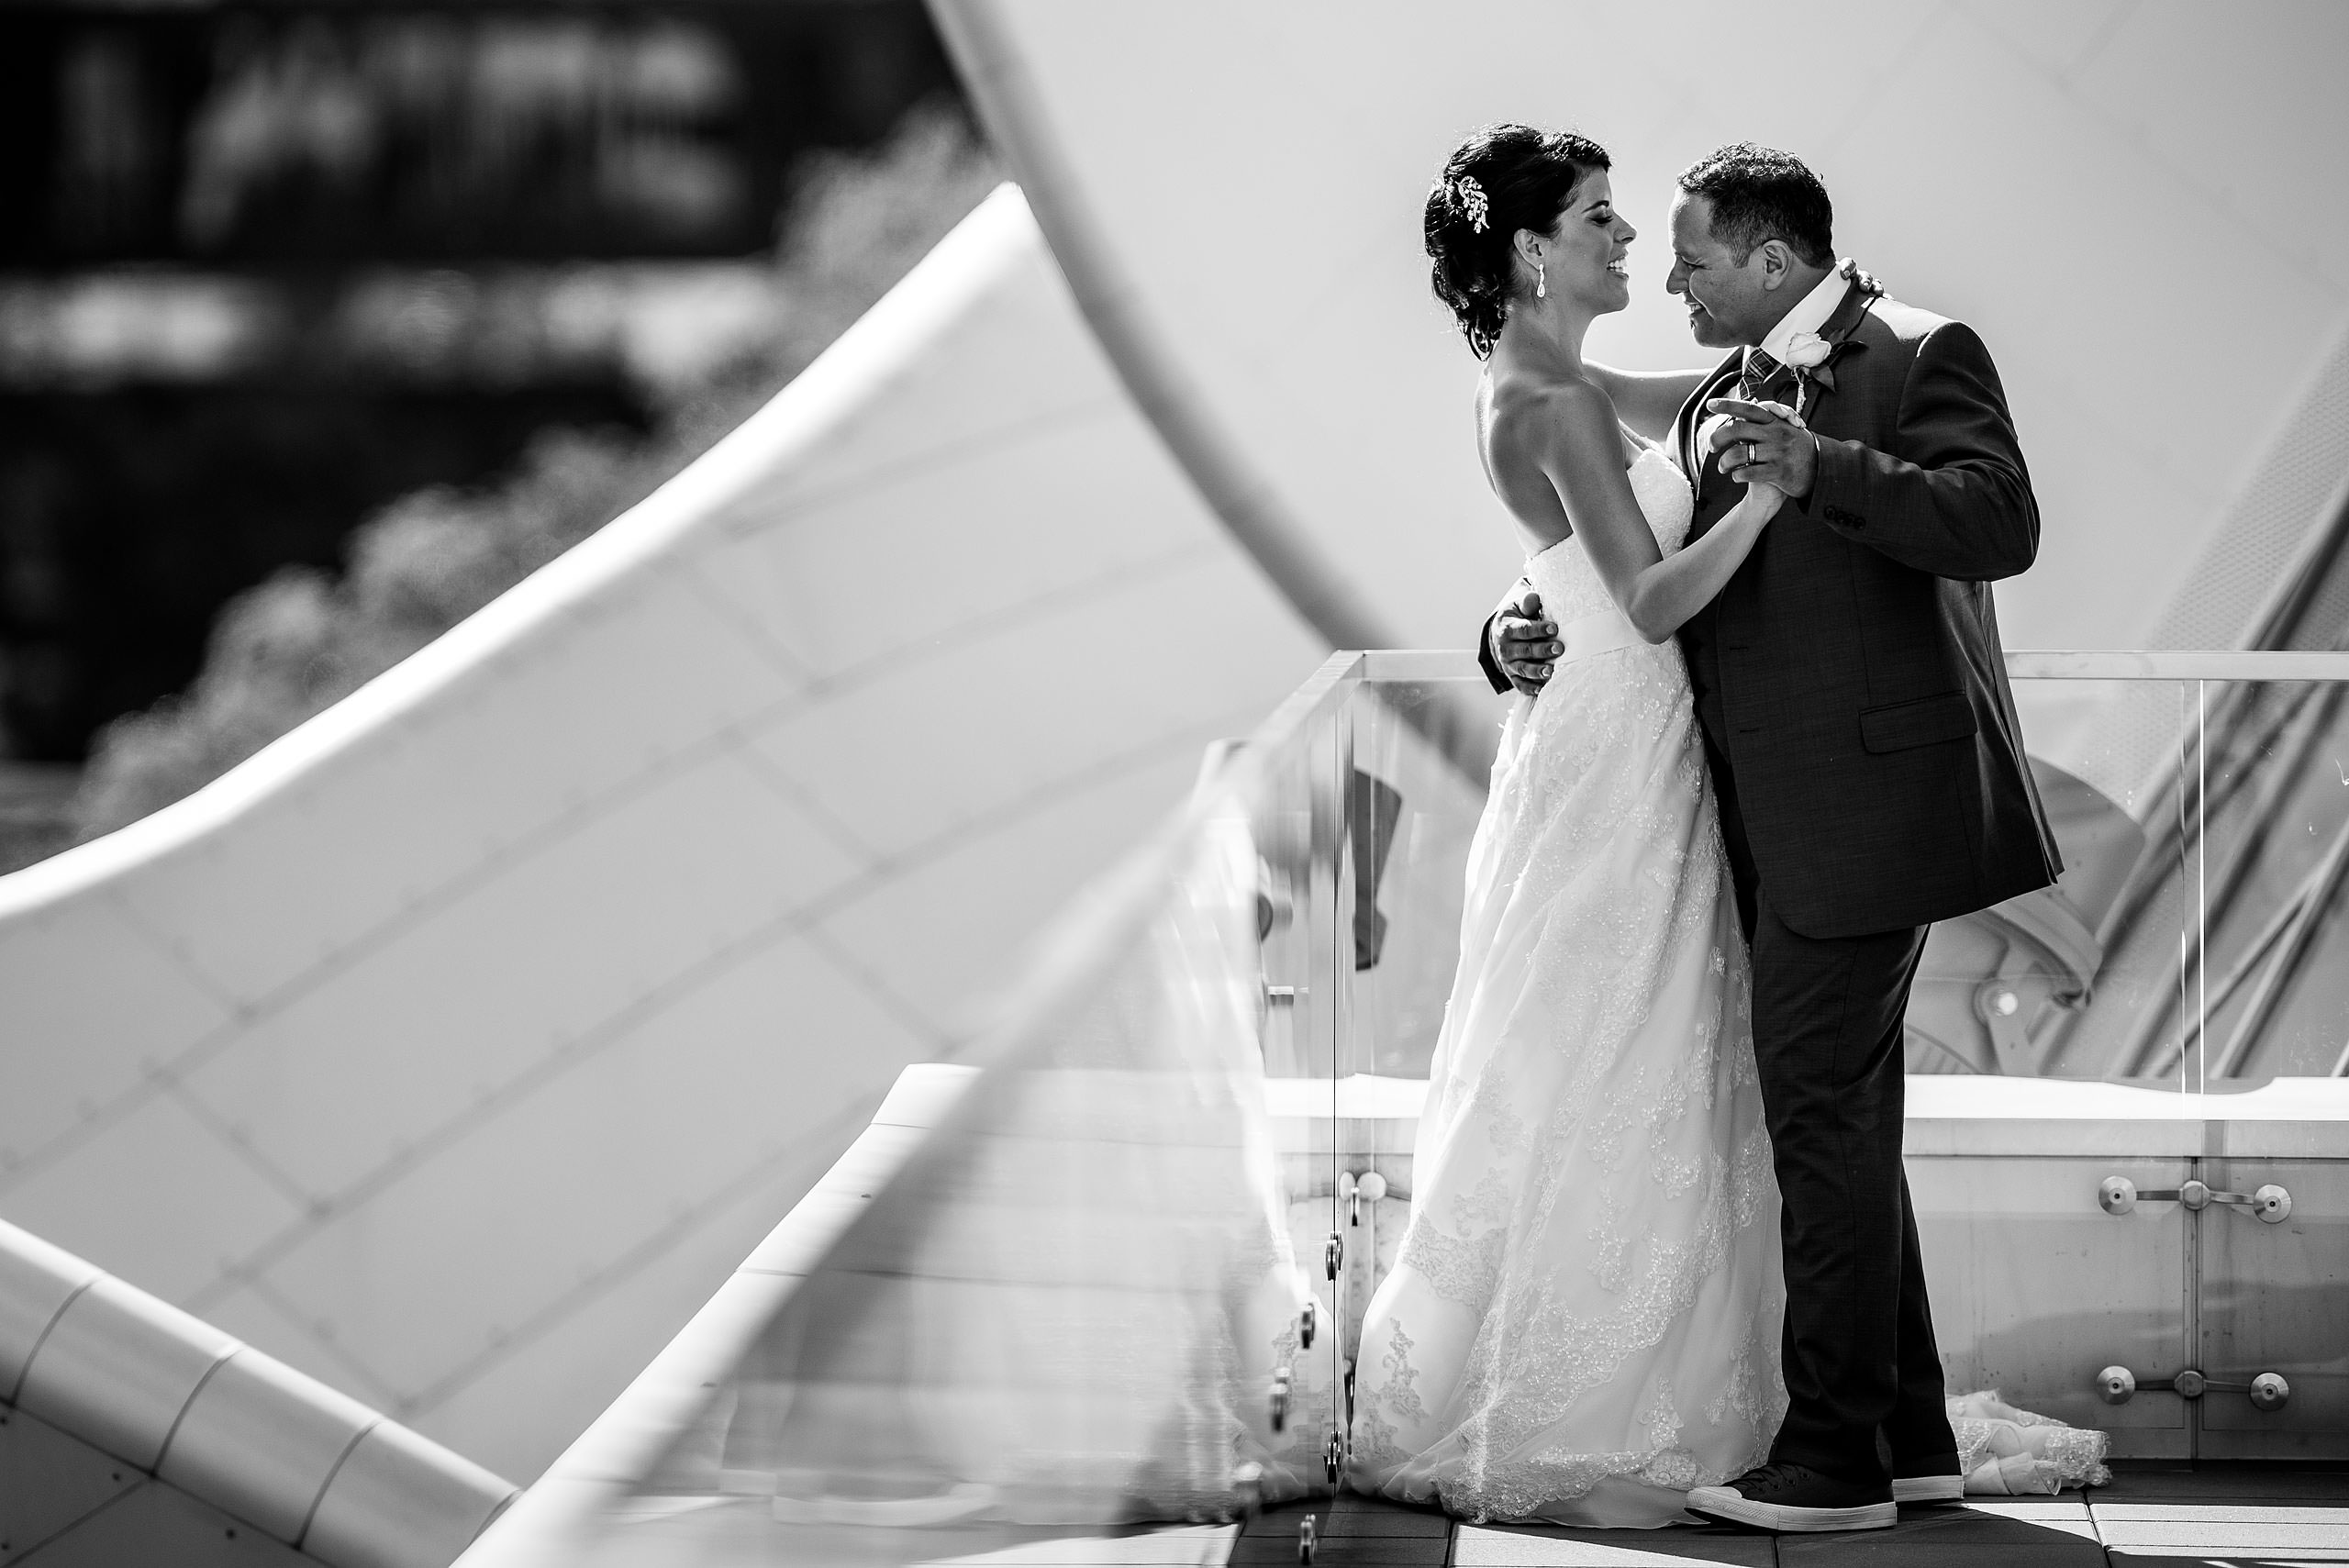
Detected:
[
  {"left": 1491, "top": 591, "right": 1559, "bottom": 695},
  {"left": 1702, "top": 396, "right": 1813, "bottom": 497}
]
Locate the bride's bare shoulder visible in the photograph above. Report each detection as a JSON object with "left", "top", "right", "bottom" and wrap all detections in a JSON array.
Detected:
[{"left": 1485, "top": 371, "right": 1620, "bottom": 463}]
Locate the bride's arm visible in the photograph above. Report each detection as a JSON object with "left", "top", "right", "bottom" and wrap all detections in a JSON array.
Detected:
[
  {"left": 1531, "top": 383, "right": 1781, "bottom": 643},
  {"left": 1583, "top": 364, "right": 1711, "bottom": 444}
]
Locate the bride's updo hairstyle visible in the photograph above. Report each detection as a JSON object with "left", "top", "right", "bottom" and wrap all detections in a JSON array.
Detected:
[{"left": 1426, "top": 124, "right": 1611, "bottom": 359}]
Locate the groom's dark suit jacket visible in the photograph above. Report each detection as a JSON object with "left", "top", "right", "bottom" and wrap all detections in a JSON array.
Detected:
[{"left": 1483, "top": 279, "right": 2061, "bottom": 940}]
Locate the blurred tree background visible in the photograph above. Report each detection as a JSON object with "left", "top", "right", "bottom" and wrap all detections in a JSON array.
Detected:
[{"left": 0, "top": 1, "right": 997, "bottom": 870}]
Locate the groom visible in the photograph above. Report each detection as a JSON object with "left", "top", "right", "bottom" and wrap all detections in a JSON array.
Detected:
[{"left": 1485, "top": 143, "right": 2059, "bottom": 1532}]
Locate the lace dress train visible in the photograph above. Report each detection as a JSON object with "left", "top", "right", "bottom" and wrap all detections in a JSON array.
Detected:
[{"left": 1350, "top": 445, "right": 1785, "bottom": 1527}]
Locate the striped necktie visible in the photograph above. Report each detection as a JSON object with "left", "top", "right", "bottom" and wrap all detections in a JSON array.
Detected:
[{"left": 1739, "top": 347, "right": 1784, "bottom": 402}]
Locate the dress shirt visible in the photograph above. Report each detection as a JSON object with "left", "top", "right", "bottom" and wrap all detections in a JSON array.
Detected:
[{"left": 1752, "top": 266, "right": 1854, "bottom": 375}]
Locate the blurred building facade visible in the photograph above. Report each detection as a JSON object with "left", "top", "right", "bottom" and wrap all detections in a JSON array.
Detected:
[{"left": 0, "top": 0, "right": 963, "bottom": 866}]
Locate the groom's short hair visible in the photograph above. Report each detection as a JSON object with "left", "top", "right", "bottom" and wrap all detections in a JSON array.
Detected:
[{"left": 1678, "top": 143, "right": 1833, "bottom": 269}]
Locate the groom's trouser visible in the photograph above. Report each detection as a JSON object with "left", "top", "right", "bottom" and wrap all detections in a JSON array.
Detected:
[{"left": 1705, "top": 732, "right": 1959, "bottom": 1485}]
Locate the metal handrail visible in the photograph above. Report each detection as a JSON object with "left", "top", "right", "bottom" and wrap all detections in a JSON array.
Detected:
[
  {"left": 2004, "top": 650, "right": 2349, "bottom": 680},
  {"left": 1354, "top": 649, "right": 2349, "bottom": 684}
]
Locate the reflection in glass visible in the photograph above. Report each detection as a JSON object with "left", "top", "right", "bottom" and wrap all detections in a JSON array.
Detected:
[{"left": 1956, "top": 676, "right": 2349, "bottom": 1086}]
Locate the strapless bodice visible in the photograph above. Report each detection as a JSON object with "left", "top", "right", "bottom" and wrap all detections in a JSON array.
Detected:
[{"left": 1523, "top": 441, "right": 1695, "bottom": 640}]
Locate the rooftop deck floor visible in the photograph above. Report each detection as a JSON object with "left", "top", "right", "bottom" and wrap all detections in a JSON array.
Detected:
[{"left": 982, "top": 1463, "right": 2349, "bottom": 1567}]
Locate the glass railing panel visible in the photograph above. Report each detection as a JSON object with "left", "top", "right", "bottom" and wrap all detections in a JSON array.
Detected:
[
  {"left": 1333, "top": 662, "right": 2349, "bottom": 1090},
  {"left": 2199, "top": 1153, "right": 2349, "bottom": 1452},
  {"left": 626, "top": 839, "right": 1318, "bottom": 1565},
  {"left": 1240, "top": 662, "right": 1350, "bottom": 1487},
  {"left": 1336, "top": 677, "right": 1495, "bottom": 1084},
  {"left": 1286, "top": 670, "right": 1496, "bottom": 1380},
  {"left": 1998, "top": 669, "right": 2349, "bottom": 1088},
  {"left": 1928, "top": 676, "right": 2202, "bottom": 1085},
  {"left": 539, "top": 662, "right": 1365, "bottom": 1567},
  {"left": 2188, "top": 680, "right": 2349, "bottom": 1080},
  {"left": 1906, "top": 1153, "right": 2195, "bottom": 1439}
]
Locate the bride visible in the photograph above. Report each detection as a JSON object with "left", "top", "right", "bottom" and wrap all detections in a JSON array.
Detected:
[{"left": 1349, "top": 125, "right": 1786, "bottom": 1527}]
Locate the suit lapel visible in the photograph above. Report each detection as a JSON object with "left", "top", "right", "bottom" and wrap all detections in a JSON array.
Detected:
[
  {"left": 1815, "top": 276, "right": 1876, "bottom": 345},
  {"left": 1677, "top": 353, "right": 1742, "bottom": 497},
  {"left": 1795, "top": 279, "right": 1881, "bottom": 423}
]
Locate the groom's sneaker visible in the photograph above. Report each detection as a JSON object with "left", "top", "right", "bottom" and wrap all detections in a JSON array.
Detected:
[
  {"left": 1891, "top": 1453, "right": 1966, "bottom": 1505},
  {"left": 1687, "top": 1462, "right": 1896, "bottom": 1532}
]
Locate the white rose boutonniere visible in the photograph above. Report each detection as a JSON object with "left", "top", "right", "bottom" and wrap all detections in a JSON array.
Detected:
[
  {"left": 1780, "top": 330, "right": 1831, "bottom": 371},
  {"left": 1781, "top": 330, "right": 1833, "bottom": 420}
]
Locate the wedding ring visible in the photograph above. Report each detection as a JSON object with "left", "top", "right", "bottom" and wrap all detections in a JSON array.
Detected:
[{"left": 1743, "top": 440, "right": 1756, "bottom": 467}]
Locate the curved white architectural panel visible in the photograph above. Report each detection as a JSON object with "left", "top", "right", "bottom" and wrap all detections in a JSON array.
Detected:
[
  {"left": 0, "top": 188, "right": 1320, "bottom": 1480},
  {"left": 937, "top": 1, "right": 2349, "bottom": 655},
  {"left": 0, "top": 1217, "right": 512, "bottom": 1568}
]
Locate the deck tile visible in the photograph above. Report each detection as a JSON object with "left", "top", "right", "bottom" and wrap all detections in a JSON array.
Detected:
[
  {"left": 1774, "top": 1544, "right": 2100, "bottom": 1567},
  {"left": 2103, "top": 1555, "right": 2349, "bottom": 1565},
  {"left": 1245, "top": 1497, "right": 1453, "bottom": 1536},
  {"left": 2095, "top": 1518, "right": 2349, "bottom": 1551},
  {"left": 1946, "top": 1500, "right": 2097, "bottom": 1540},
  {"left": 912, "top": 1523, "right": 1236, "bottom": 1564},
  {"left": 1453, "top": 1522, "right": 1771, "bottom": 1564},
  {"left": 2092, "top": 1503, "right": 2349, "bottom": 1522},
  {"left": 1228, "top": 1533, "right": 1447, "bottom": 1565},
  {"left": 1215, "top": 1468, "right": 2349, "bottom": 1567},
  {"left": 1773, "top": 1500, "right": 2106, "bottom": 1566},
  {"left": 1786, "top": 1505, "right": 2100, "bottom": 1546},
  {"left": 2090, "top": 1462, "right": 2349, "bottom": 1505},
  {"left": 1954, "top": 1500, "right": 2092, "bottom": 1526}
]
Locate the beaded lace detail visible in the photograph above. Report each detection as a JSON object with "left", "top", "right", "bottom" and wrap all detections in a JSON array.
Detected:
[{"left": 1352, "top": 439, "right": 1786, "bottom": 1528}]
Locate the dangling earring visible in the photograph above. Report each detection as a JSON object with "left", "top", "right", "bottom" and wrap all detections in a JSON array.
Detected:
[{"left": 1536, "top": 258, "right": 1547, "bottom": 299}]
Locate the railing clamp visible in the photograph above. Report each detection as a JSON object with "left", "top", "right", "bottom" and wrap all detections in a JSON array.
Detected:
[
  {"left": 1231, "top": 1461, "right": 1265, "bottom": 1518},
  {"left": 2098, "top": 1175, "right": 2291, "bottom": 1223},
  {"left": 2098, "top": 1364, "right": 2289, "bottom": 1410}
]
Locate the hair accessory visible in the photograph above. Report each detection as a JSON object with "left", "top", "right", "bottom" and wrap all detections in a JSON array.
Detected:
[{"left": 1453, "top": 175, "right": 1489, "bottom": 232}]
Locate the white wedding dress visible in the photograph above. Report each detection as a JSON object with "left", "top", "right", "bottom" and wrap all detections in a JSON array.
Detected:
[{"left": 1350, "top": 440, "right": 1786, "bottom": 1527}]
